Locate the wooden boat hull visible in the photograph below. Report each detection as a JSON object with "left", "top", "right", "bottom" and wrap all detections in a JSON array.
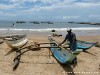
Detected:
[
  {"left": 48, "top": 36, "right": 82, "bottom": 64},
  {"left": 4, "top": 35, "right": 28, "bottom": 49}
]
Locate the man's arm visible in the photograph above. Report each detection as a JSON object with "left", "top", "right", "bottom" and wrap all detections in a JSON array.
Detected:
[{"left": 59, "top": 35, "right": 68, "bottom": 45}]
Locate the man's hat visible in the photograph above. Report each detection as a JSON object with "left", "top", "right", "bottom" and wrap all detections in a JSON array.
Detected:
[{"left": 66, "top": 28, "right": 72, "bottom": 32}]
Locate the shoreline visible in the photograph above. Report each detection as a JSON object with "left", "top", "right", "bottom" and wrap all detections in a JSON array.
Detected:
[{"left": 0, "top": 29, "right": 100, "bottom": 36}]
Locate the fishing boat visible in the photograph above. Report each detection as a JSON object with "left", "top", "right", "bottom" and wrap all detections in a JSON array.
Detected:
[
  {"left": 4, "top": 34, "right": 28, "bottom": 49},
  {"left": 48, "top": 36, "right": 82, "bottom": 64}
]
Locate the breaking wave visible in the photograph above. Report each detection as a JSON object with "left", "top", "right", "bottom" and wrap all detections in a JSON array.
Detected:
[{"left": 0, "top": 27, "right": 100, "bottom": 32}]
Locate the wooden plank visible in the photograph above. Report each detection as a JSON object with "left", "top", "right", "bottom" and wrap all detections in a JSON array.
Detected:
[
  {"left": 26, "top": 46, "right": 68, "bottom": 49},
  {"left": 19, "top": 44, "right": 68, "bottom": 50},
  {"left": 39, "top": 43, "right": 54, "bottom": 44}
]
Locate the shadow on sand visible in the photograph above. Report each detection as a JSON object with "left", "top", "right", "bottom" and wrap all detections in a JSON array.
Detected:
[
  {"left": 83, "top": 50, "right": 96, "bottom": 56},
  {"left": 60, "top": 62, "right": 77, "bottom": 75},
  {"left": 5, "top": 49, "right": 16, "bottom": 56}
]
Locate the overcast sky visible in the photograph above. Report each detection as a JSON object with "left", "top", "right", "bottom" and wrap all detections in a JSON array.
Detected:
[{"left": 0, "top": 0, "right": 100, "bottom": 22}]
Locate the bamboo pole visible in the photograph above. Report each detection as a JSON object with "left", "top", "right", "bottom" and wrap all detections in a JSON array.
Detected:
[{"left": 29, "top": 46, "right": 67, "bottom": 49}]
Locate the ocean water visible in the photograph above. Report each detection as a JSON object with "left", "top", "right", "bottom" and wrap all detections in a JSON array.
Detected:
[{"left": 0, "top": 21, "right": 100, "bottom": 36}]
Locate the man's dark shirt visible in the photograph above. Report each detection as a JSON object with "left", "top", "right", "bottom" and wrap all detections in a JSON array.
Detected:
[
  {"left": 65, "top": 32, "right": 76, "bottom": 43},
  {"left": 62, "top": 32, "right": 77, "bottom": 51}
]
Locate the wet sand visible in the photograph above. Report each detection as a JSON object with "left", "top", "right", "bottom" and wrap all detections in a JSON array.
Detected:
[{"left": 0, "top": 33, "right": 100, "bottom": 75}]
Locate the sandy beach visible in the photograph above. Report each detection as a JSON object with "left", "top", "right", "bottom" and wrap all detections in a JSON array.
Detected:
[{"left": 0, "top": 32, "right": 100, "bottom": 75}]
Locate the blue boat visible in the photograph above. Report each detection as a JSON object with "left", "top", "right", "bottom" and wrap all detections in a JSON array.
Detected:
[{"left": 48, "top": 36, "right": 82, "bottom": 64}]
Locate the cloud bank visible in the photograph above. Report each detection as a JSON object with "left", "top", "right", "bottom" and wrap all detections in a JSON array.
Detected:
[{"left": 0, "top": 0, "right": 100, "bottom": 22}]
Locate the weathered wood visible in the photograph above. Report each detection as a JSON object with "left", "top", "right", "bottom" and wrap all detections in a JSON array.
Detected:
[
  {"left": 13, "top": 49, "right": 21, "bottom": 71},
  {"left": 39, "top": 43, "right": 55, "bottom": 44},
  {"left": 4, "top": 34, "right": 28, "bottom": 49}
]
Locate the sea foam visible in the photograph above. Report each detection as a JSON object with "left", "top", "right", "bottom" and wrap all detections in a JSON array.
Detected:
[{"left": 0, "top": 27, "right": 100, "bottom": 32}]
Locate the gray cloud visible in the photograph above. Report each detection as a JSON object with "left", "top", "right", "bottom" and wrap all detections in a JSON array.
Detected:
[{"left": 0, "top": 0, "right": 100, "bottom": 22}]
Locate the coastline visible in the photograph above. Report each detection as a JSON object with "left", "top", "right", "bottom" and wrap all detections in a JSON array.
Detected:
[{"left": 68, "top": 22, "right": 100, "bottom": 25}]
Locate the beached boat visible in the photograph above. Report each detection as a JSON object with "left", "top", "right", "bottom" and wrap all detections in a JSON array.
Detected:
[
  {"left": 4, "top": 34, "right": 28, "bottom": 49},
  {"left": 48, "top": 36, "right": 82, "bottom": 64}
]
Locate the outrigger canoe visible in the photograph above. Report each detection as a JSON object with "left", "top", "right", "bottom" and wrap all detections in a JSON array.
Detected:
[
  {"left": 48, "top": 36, "right": 82, "bottom": 64},
  {"left": 4, "top": 34, "right": 28, "bottom": 49}
]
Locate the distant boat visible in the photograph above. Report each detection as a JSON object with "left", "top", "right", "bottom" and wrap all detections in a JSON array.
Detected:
[
  {"left": 41, "top": 22, "right": 45, "bottom": 23},
  {"left": 41, "top": 21, "right": 53, "bottom": 24},
  {"left": 4, "top": 34, "right": 28, "bottom": 49},
  {"left": 29, "top": 21, "right": 40, "bottom": 24},
  {"left": 47, "top": 21, "right": 53, "bottom": 24},
  {"left": 16, "top": 21, "right": 26, "bottom": 23},
  {"left": 41, "top": 21, "right": 48, "bottom": 23},
  {"left": 68, "top": 22, "right": 75, "bottom": 23}
]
